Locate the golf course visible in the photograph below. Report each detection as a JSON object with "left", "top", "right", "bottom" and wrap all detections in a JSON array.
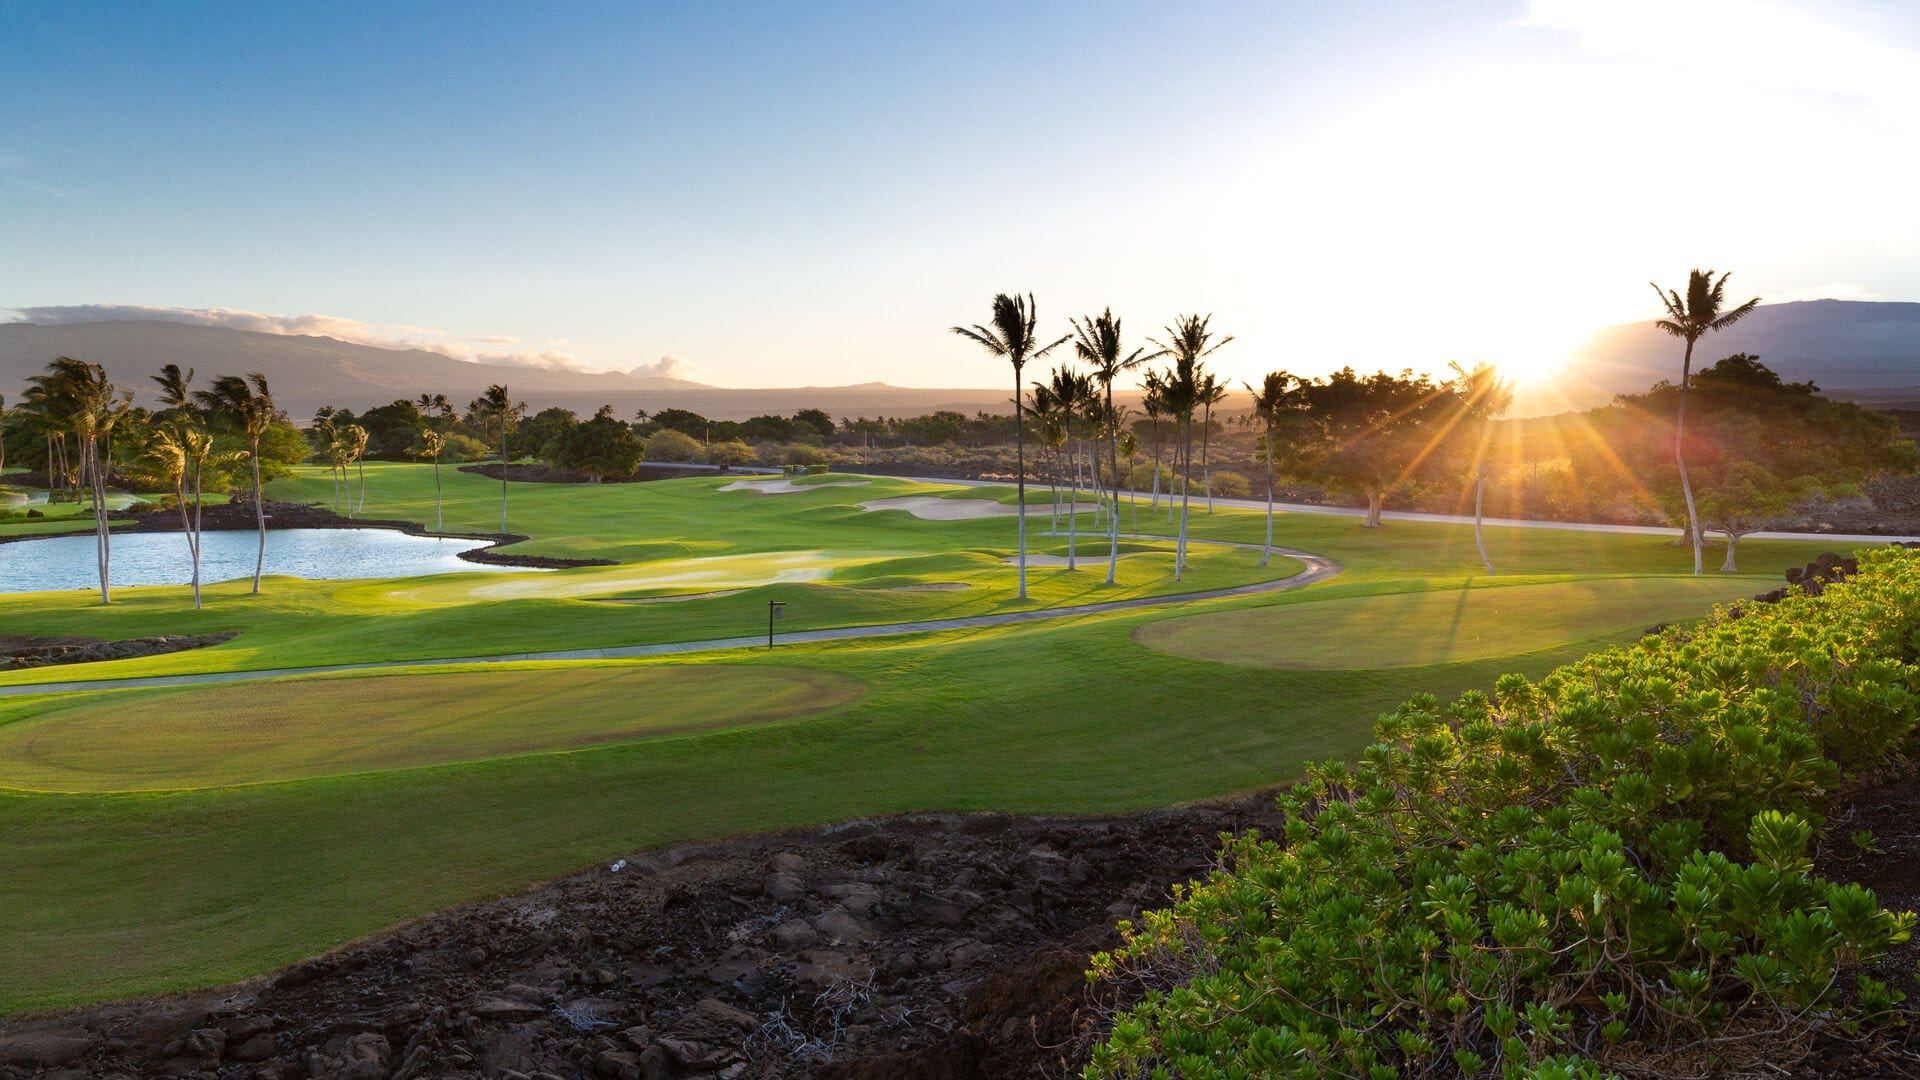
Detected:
[{"left": 0, "top": 463, "right": 1854, "bottom": 1011}]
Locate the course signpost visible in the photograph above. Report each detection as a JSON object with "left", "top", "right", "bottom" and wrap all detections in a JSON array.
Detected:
[{"left": 767, "top": 600, "right": 785, "bottom": 650}]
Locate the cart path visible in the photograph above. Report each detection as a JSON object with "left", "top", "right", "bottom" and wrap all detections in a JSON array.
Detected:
[{"left": 0, "top": 537, "right": 1338, "bottom": 697}]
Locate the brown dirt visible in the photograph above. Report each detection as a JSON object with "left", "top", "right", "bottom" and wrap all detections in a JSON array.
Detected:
[{"left": 0, "top": 794, "right": 1286, "bottom": 1079}]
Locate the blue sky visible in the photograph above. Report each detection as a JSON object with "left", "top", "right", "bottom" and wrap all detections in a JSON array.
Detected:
[{"left": 4, "top": 1, "right": 1916, "bottom": 395}]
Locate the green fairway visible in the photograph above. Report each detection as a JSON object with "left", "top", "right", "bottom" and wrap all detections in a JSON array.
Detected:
[
  {"left": 1133, "top": 576, "right": 1763, "bottom": 668},
  {"left": 0, "top": 665, "right": 863, "bottom": 792},
  {"left": 0, "top": 462, "right": 1879, "bottom": 1011}
]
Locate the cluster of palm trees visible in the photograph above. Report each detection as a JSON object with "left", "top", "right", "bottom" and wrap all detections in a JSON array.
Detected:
[
  {"left": 952, "top": 296, "right": 1240, "bottom": 593},
  {"left": 955, "top": 271, "right": 1748, "bottom": 589},
  {"left": 4, "top": 358, "right": 277, "bottom": 606},
  {"left": 312, "top": 407, "right": 372, "bottom": 519}
]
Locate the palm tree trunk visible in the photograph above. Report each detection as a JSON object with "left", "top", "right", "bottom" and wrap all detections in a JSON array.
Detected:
[
  {"left": 1721, "top": 531, "right": 1739, "bottom": 572},
  {"left": 1474, "top": 463, "right": 1492, "bottom": 575},
  {"left": 498, "top": 422, "right": 510, "bottom": 537},
  {"left": 1202, "top": 403, "right": 1214, "bottom": 514},
  {"left": 1365, "top": 489, "right": 1384, "bottom": 527},
  {"left": 1167, "top": 413, "right": 1182, "bottom": 580},
  {"left": 90, "top": 437, "right": 111, "bottom": 605},
  {"left": 1106, "top": 387, "right": 1121, "bottom": 586},
  {"left": 189, "top": 460, "right": 204, "bottom": 609},
  {"left": 356, "top": 457, "right": 367, "bottom": 516},
  {"left": 1149, "top": 420, "right": 1161, "bottom": 510},
  {"left": 433, "top": 456, "right": 443, "bottom": 532},
  {"left": 1261, "top": 424, "right": 1274, "bottom": 568},
  {"left": 1012, "top": 365, "right": 1028, "bottom": 600},
  {"left": 251, "top": 439, "right": 266, "bottom": 594},
  {"left": 1066, "top": 440, "right": 1078, "bottom": 571},
  {"left": 173, "top": 472, "right": 199, "bottom": 609},
  {"left": 1675, "top": 339, "right": 1703, "bottom": 575}
]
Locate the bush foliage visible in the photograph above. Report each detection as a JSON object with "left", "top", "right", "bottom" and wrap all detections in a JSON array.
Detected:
[{"left": 1087, "top": 548, "right": 1920, "bottom": 1079}]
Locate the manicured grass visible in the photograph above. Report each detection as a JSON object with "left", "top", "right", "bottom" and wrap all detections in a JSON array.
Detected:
[
  {"left": 0, "top": 462, "right": 1887, "bottom": 1011},
  {"left": 0, "top": 665, "right": 863, "bottom": 792},
  {"left": 1133, "top": 576, "right": 1763, "bottom": 668}
]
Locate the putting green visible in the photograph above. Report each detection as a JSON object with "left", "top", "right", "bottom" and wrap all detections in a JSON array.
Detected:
[
  {"left": 1133, "top": 576, "right": 1762, "bottom": 669},
  {"left": 0, "top": 665, "right": 864, "bottom": 792}
]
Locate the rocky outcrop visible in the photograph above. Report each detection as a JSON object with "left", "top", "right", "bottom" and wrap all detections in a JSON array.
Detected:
[{"left": 0, "top": 797, "right": 1284, "bottom": 1078}]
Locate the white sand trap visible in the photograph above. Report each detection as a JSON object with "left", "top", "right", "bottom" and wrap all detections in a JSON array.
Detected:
[
  {"left": 859, "top": 496, "right": 1099, "bottom": 521},
  {"left": 719, "top": 478, "right": 870, "bottom": 494},
  {"left": 397, "top": 551, "right": 846, "bottom": 603},
  {"left": 591, "top": 589, "right": 746, "bottom": 604}
]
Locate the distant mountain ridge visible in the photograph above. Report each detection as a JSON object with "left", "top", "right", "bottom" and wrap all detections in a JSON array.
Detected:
[
  {"left": 0, "top": 320, "right": 1021, "bottom": 421},
  {"left": 1531, "top": 299, "right": 1920, "bottom": 415}
]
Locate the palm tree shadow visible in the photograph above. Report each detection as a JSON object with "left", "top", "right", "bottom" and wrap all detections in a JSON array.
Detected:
[{"left": 1441, "top": 581, "right": 1474, "bottom": 663}]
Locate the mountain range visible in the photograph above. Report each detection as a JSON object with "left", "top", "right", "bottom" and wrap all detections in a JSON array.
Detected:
[{"left": 3, "top": 300, "right": 1918, "bottom": 422}]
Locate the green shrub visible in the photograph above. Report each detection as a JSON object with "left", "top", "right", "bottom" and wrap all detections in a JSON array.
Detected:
[
  {"left": 784, "top": 443, "right": 829, "bottom": 466},
  {"left": 1087, "top": 547, "right": 1920, "bottom": 1079},
  {"left": 441, "top": 432, "right": 492, "bottom": 463},
  {"left": 705, "top": 439, "right": 757, "bottom": 467},
  {"left": 644, "top": 429, "right": 703, "bottom": 463}
]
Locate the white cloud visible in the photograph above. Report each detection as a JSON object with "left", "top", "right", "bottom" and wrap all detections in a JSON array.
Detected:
[
  {"left": 5, "top": 303, "right": 611, "bottom": 374},
  {"left": 630, "top": 354, "right": 694, "bottom": 380}
]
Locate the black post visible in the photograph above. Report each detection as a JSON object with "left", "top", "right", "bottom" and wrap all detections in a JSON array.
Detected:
[{"left": 767, "top": 601, "right": 784, "bottom": 650}]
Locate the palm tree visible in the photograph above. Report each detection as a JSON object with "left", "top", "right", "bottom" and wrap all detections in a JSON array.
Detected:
[
  {"left": 0, "top": 393, "right": 9, "bottom": 478},
  {"left": 471, "top": 384, "right": 526, "bottom": 537},
  {"left": 195, "top": 372, "right": 277, "bottom": 594},
  {"left": 152, "top": 364, "right": 194, "bottom": 419},
  {"left": 1245, "top": 372, "right": 1301, "bottom": 568},
  {"left": 147, "top": 423, "right": 222, "bottom": 609},
  {"left": 36, "top": 359, "right": 129, "bottom": 603},
  {"left": 415, "top": 392, "right": 453, "bottom": 422},
  {"left": 416, "top": 428, "right": 446, "bottom": 531},
  {"left": 1027, "top": 380, "right": 1064, "bottom": 532},
  {"left": 1651, "top": 269, "right": 1760, "bottom": 574},
  {"left": 1149, "top": 317, "right": 1232, "bottom": 579},
  {"left": 1141, "top": 375, "right": 1167, "bottom": 515},
  {"left": 1118, "top": 430, "right": 1140, "bottom": 532},
  {"left": 1197, "top": 375, "right": 1228, "bottom": 514},
  {"left": 950, "top": 294, "right": 1068, "bottom": 601},
  {"left": 1447, "top": 360, "right": 1515, "bottom": 575},
  {"left": 344, "top": 423, "right": 370, "bottom": 517},
  {"left": 1038, "top": 365, "right": 1094, "bottom": 570},
  {"left": 1073, "top": 309, "right": 1162, "bottom": 584}
]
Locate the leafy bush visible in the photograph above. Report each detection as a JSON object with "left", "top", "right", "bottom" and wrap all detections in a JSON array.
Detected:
[
  {"left": 441, "top": 432, "right": 491, "bottom": 463},
  {"left": 1087, "top": 548, "right": 1920, "bottom": 1079},
  {"left": 784, "top": 443, "right": 830, "bottom": 466},
  {"left": 705, "top": 439, "right": 758, "bottom": 467},
  {"left": 1206, "top": 470, "right": 1251, "bottom": 499},
  {"left": 644, "top": 429, "right": 703, "bottom": 463}
]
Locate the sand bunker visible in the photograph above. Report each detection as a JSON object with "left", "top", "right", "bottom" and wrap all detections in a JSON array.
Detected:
[
  {"left": 719, "top": 478, "right": 869, "bottom": 494},
  {"left": 859, "top": 496, "right": 1098, "bottom": 521}
]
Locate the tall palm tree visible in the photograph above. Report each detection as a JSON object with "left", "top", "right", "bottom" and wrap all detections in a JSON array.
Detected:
[
  {"left": 1141, "top": 375, "right": 1167, "bottom": 514},
  {"left": 1245, "top": 372, "right": 1300, "bottom": 568},
  {"left": 1118, "top": 430, "right": 1140, "bottom": 532},
  {"left": 344, "top": 423, "right": 370, "bottom": 517},
  {"left": 37, "top": 359, "right": 129, "bottom": 603},
  {"left": 416, "top": 428, "right": 446, "bottom": 531},
  {"left": 1651, "top": 269, "right": 1760, "bottom": 574},
  {"left": 1447, "top": 360, "right": 1515, "bottom": 575},
  {"left": 950, "top": 293, "right": 1068, "bottom": 600},
  {"left": 1072, "top": 309, "right": 1162, "bottom": 584},
  {"left": 1196, "top": 375, "right": 1228, "bottom": 514},
  {"left": 471, "top": 384, "right": 526, "bottom": 536},
  {"left": 1150, "top": 316, "right": 1233, "bottom": 580},
  {"left": 147, "top": 422, "right": 222, "bottom": 609},
  {"left": 152, "top": 364, "right": 194, "bottom": 419},
  {"left": 1038, "top": 365, "right": 1094, "bottom": 570},
  {"left": 195, "top": 372, "right": 277, "bottom": 594},
  {"left": 1027, "top": 380, "right": 1065, "bottom": 533}
]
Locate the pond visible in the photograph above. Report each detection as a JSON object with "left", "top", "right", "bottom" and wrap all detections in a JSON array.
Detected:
[{"left": 0, "top": 528, "right": 538, "bottom": 594}]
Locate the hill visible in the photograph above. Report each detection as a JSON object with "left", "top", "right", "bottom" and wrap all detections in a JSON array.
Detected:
[
  {"left": 0, "top": 321, "right": 1020, "bottom": 421},
  {"left": 1529, "top": 299, "right": 1920, "bottom": 415}
]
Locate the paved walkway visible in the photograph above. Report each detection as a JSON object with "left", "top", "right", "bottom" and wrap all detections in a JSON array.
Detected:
[
  {"left": 0, "top": 538, "right": 1340, "bottom": 697},
  {"left": 908, "top": 475, "right": 1920, "bottom": 544}
]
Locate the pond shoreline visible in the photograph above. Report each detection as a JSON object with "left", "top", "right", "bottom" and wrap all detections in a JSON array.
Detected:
[{"left": 0, "top": 501, "right": 617, "bottom": 570}]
